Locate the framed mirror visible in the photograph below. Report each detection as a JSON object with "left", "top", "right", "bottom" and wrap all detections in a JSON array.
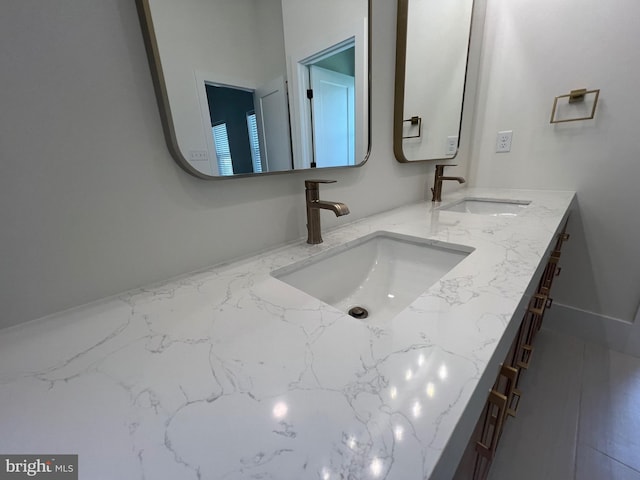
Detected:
[
  {"left": 136, "top": 0, "right": 371, "bottom": 179},
  {"left": 393, "top": 0, "right": 474, "bottom": 163}
]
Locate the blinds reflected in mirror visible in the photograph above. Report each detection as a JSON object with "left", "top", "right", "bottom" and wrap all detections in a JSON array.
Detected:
[
  {"left": 212, "top": 123, "right": 233, "bottom": 176},
  {"left": 246, "top": 112, "right": 262, "bottom": 173},
  {"left": 212, "top": 115, "right": 263, "bottom": 176}
]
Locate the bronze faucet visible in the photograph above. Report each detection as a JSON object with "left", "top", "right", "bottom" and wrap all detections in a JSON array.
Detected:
[
  {"left": 305, "top": 180, "right": 350, "bottom": 244},
  {"left": 431, "top": 164, "right": 466, "bottom": 202}
]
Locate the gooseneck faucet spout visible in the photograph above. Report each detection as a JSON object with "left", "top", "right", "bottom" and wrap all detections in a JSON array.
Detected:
[
  {"left": 431, "top": 164, "right": 466, "bottom": 202},
  {"left": 305, "top": 179, "right": 350, "bottom": 244}
]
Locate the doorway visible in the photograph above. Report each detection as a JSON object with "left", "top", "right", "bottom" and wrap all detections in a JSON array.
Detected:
[{"left": 300, "top": 39, "right": 356, "bottom": 168}]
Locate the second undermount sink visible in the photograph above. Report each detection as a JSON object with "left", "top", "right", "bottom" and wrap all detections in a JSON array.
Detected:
[
  {"left": 439, "top": 197, "right": 531, "bottom": 216},
  {"left": 271, "top": 232, "right": 473, "bottom": 322}
]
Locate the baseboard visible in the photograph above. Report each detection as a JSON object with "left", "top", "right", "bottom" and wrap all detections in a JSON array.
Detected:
[{"left": 544, "top": 303, "right": 640, "bottom": 358}]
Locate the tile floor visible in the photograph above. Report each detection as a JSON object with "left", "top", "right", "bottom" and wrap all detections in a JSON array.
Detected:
[{"left": 487, "top": 328, "right": 640, "bottom": 480}]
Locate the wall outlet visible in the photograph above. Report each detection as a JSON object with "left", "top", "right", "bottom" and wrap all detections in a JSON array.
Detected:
[
  {"left": 446, "top": 136, "right": 458, "bottom": 156},
  {"left": 189, "top": 150, "right": 209, "bottom": 161},
  {"left": 496, "top": 130, "right": 513, "bottom": 153}
]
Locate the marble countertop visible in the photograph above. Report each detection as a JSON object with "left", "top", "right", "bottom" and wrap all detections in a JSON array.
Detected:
[{"left": 0, "top": 188, "right": 575, "bottom": 479}]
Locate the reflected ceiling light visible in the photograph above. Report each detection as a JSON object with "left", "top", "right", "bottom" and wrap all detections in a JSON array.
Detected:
[
  {"left": 426, "top": 382, "right": 435, "bottom": 398},
  {"left": 370, "top": 457, "right": 383, "bottom": 477},
  {"left": 272, "top": 401, "right": 288, "bottom": 419},
  {"left": 412, "top": 400, "right": 422, "bottom": 418}
]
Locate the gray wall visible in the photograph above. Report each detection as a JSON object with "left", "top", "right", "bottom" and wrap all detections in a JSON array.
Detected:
[{"left": 0, "top": 0, "right": 435, "bottom": 329}]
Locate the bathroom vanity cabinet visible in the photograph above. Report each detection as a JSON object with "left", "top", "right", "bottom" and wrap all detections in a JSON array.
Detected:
[
  {"left": 454, "top": 221, "right": 571, "bottom": 479},
  {"left": 0, "top": 188, "right": 575, "bottom": 480}
]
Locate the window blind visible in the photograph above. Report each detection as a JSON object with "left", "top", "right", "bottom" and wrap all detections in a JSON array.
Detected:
[
  {"left": 246, "top": 113, "right": 262, "bottom": 173},
  {"left": 212, "top": 123, "right": 233, "bottom": 176}
]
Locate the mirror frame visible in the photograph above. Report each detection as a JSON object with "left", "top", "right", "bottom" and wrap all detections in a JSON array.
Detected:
[
  {"left": 136, "top": 0, "right": 372, "bottom": 180},
  {"left": 393, "top": 0, "right": 474, "bottom": 163}
]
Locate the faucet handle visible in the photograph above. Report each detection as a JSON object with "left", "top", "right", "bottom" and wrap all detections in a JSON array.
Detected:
[{"left": 305, "top": 179, "right": 337, "bottom": 189}]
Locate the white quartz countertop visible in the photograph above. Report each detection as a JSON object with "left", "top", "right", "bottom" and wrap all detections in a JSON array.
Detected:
[{"left": 0, "top": 188, "right": 575, "bottom": 479}]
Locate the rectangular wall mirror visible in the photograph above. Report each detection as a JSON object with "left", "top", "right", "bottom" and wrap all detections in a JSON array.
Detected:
[
  {"left": 137, "top": 0, "right": 371, "bottom": 179},
  {"left": 393, "top": 0, "right": 474, "bottom": 163}
]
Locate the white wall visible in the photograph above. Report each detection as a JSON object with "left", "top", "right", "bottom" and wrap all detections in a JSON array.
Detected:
[
  {"left": 0, "top": 0, "right": 434, "bottom": 329},
  {"left": 468, "top": 0, "right": 640, "bottom": 324}
]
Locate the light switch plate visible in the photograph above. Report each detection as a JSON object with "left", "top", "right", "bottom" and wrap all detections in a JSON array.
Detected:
[{"left": 189, "top": 150, "right": 209, "bottom": 161}]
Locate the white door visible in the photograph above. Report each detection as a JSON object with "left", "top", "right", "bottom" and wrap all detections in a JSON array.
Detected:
[
  {"left": 309, "top": 65, "right": 355, "bottom": 168},
  {"left": 254, "top": 76, "right": 292, "bottom": 172}
]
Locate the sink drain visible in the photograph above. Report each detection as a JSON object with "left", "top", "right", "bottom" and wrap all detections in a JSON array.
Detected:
[{"left": 348, "top": 306, "right": 369, "bottom": 319}]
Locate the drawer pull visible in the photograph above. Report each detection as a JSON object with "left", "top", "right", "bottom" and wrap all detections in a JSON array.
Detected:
[
  {"left": 476, "top": 390, "right": 508, "bottom": 460},
  {"left": 554, "top": 232, "right": 570, "bottom": 252},
  {"left": 540, "top": 260, "right": 558, "bottom": 291},
  {"left": 517, "top": 344, "right": 533, "bottom": 369},
  {"left": 499, "top": 365, "right": 520, "bottom": 418},
  {"left": 528, "top": 294, "right": 547, "bottom": 316},
  {"left": 529, "top": 305, "right": 544, "bottom": 316},
  {"left": 506, "top": 388, "right": 522, "bottom": 418}
]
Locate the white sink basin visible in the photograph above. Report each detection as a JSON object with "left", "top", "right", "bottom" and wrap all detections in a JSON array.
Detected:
[
  {"left": 271, "top": 232, "right": 473, "bottom": 322},
  {"left": 439, "top": 197, "right": 531, "bottom": 216}
]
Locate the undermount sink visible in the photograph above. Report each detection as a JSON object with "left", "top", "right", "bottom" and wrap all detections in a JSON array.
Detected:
[
  {"left": 439, "top": 197, "right": 531, "bottom": 216},
  {"left": 271, "top": 232, "right": 473, "bottom": 322}
]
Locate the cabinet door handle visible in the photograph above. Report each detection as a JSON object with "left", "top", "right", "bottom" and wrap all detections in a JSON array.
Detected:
[
  {"left": 554, "top": 232, "right": 570, "bottom": 252},
  {"left": 555, "top": 266, "right": 562, "bottom": 277},
  {"left": 507, "top": 388, "right": 522, "bottom": 418},
  {"left": 528, "top": 293, "right": 547, "bottom": 316},
  {"left": 517, "top": 344, "right": 533, "bottom": 369},
  {"left": 500, "top": 365, "right": 521, "bottom": 418},
  {"left": 516, "top": 310, "right": 537, "bottom": 368},
  {"left": 476, "top": 390, "right": 508, "bottom": 460}
]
